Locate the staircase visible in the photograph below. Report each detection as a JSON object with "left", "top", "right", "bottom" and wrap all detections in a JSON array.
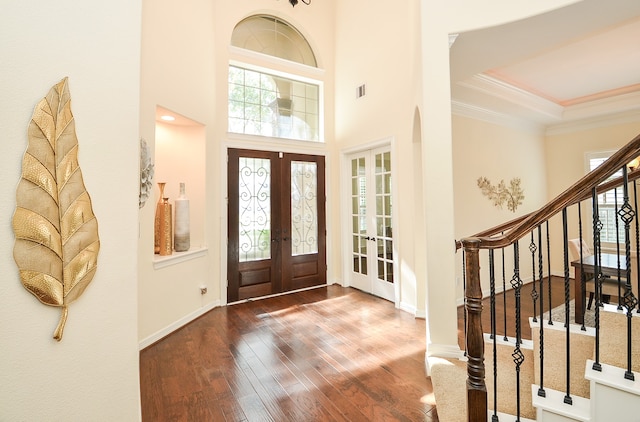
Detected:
[
  {"left": 447, "top": 132, "right": 640, "bottom": 421},
  {"left": 431, "top": 306, "right": 640, "bottom": 421}
]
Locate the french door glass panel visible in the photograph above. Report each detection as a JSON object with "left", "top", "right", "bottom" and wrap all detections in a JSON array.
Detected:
[
  {"left": 375, "top": 151, "right": 393, "bottom": 283},
  {"left": 238, "top": 157, "right": 271, "bottom": 262},
  {"left": 351, "top": 157, "right": 368, "bottom": 275},
  {"left": 348, "top": 148, "right": 394, "bottom": 301},
  {"left": 291, "top": 161, "right": 318, "bottom": 256}
]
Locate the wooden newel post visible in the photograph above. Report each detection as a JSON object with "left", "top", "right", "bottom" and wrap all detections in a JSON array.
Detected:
[{"left": 463, "top": 238, "right": 487, "bottom": 422}]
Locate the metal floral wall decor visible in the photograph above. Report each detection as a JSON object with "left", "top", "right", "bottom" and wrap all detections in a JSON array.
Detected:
[
  {"left": 139, "top": 137, "right": 154, "bottom": 208},
  {"left": 477, "top": 176, "right": 525, "bottom": 213},
  {"left": 12, "top": 77, "right": 100, "bottom": 341}
]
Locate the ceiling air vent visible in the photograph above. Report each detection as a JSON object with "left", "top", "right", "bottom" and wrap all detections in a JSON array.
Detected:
[{"left": 356, "top": 84, "right": 366, "bottom": 99}]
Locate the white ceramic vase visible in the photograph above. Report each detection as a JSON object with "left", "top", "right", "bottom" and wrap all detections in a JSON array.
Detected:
[{"left": 174, "top": 182, "right": 190, "bottom": 252}]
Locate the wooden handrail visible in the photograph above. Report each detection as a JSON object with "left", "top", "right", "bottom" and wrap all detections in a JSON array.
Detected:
[
  {"left": 459, "top": 131, "right": 640, "bottom": 422},
  {"left": 458, "top": 133, "right": 640, "bottom": 250}
]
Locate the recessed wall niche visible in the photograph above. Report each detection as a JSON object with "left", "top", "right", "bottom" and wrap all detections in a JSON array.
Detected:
[{"left": 153, "top": 106, "right": 206, "bottom": 265}]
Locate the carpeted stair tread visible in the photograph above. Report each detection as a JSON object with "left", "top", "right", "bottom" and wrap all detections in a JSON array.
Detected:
[
  {"left": 429, "top": 357, "right": 467, "bottom": 422},
  {"left": 431, "top": 306, "right": 638, "bottom": 420},
  {"left": 598, "top": 305, "right": 640, "bottom": 372},
  {"left": 530, "top": 318, "right": 594, "bottom": 399},
  {"left": 484, "top": 335, "right": 536, "bottom": 419}
]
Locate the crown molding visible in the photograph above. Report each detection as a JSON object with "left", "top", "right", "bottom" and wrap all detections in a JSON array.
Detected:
[
  {"left": 454, "top": 74, "right": 640, "bottom": 135},
  {"left": 561, "top": 90, "right": 640, "bottom": 122},
  {"left": 451, "top": 100, "right": 544, "bottom": 134},
  {"left": 546, "top": 109, "right": 640, "bottom": 136},
  {"left": 449, "top": 33, "right": 459, "bottom": 48},
  {"left": 456, "top": 74, "right": 564, "bottom": 120}
]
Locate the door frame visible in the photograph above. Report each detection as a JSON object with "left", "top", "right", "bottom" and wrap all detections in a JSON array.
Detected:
[
  {"left": 220, "top": 139, "right": 330, "bottom": 305},
  {"left": 340, "top": 137, "right": 400, "bottom": 308}
]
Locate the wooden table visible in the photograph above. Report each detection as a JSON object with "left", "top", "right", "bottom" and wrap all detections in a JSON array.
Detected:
[{"left": 571, "top": 253, "right": 629, "bottom": 324}]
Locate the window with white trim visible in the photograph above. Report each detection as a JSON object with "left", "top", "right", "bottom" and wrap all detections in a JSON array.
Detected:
[
  {"left": 229, "top": 15, "right": 322, "bottom": 143},
  {"left": 228, "top": 66, "right": 320, "bottom": 141},
  {"left": 588, "top": 152, "right": 625, "bottom": 244}
]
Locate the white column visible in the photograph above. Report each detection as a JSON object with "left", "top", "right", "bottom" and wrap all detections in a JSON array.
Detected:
[{"left": 420, "top": 4, "right": 464, "bottom": 366}]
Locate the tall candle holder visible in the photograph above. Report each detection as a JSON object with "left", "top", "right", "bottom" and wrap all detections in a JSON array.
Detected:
[
  {"left": 154, "top": 182, "right": 166, "bottom": 254},
  {"left": 158, "top": 197, "right": 173, "bottom": 256}
]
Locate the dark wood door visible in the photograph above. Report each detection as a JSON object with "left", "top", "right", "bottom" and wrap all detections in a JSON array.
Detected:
[{"left": 227, "top": 149, "right": 326, "bottom": 302}]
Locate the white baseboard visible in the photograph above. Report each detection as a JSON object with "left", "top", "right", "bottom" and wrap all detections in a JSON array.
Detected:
[
  {"left": 139, "top": 299, "right": 221, "bottom": 350},
  {"left": 399, "top": 301, "right": 417, "bottom": 316},
  {"left": 426, "top": 343, "right": 465, "bottom": 360},
  {"left": 425, "top": 345, "right": 466, "bottom": 376}
]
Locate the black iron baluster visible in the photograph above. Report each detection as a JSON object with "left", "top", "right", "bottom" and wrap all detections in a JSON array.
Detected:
[
  {"left": 633, "top": 177, "right": 640, "bottom": 315},
  {"left": 546, "top": 221, "right": 553, "bottom": 326},
  {"left": 530, "top": 231, "right": 538, "bottom": 323},
  {"left": 562, "top": 208, "right": 573, "bottom": 405},
  {"left": 502, "top": 244, "right": 508, "bottom": 341},
  {"left": 489, "top": 250, "right": 498, "bottom": 422},
  {"left": 577, "top": 205, "right": 587, "bottom": 331},
  {"left": 537, "top": 224, "right": 546, "bottom": 398},
  {"left": 489, "top": 251, "right": 495, "bottom": 341},
  {"left": 593, "top": 187, "right": 603, "bottom": 372},
  {"left": 618, "top": 166, "right": 638, "bottom": 381},
  {"left": 615, "top": 182, "right": 623, "bottom": 310},
  {"left": 511, "top": 241, "right": 524, "bottom": 420}
]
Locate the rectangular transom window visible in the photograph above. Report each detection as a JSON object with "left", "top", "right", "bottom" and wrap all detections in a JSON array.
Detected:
[{"left": 228, "top": 65, "right": 321, "bottom": 142}]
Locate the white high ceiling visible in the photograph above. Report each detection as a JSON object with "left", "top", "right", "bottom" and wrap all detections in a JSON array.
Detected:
[{"left": 450, "top": 0, "right": 640, "bottom": 131}]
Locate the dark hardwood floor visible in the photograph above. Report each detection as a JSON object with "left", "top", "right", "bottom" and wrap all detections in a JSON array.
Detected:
[
  {"left": 140, "top": 277, "right": 572, "bottom": 421},
  {"left": 140, "top": 285, "right": 438, "bottom": 421}
]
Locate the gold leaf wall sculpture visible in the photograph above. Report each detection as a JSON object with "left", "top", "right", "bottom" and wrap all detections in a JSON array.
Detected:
[{"left": 12, "top": 77, "right": 100, "bottom": 341}]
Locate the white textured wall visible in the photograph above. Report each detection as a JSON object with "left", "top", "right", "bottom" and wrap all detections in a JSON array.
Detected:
[
  {"left": 139, "top": 0, "right": 336, "bottom": 343},
  {"left": 453, "top": 115, "right": 548, "bottom": 300},
  {"left": 0, "top": 1, "right": 141, "bottom": 420},
  {"left": 139, "top": 0, "right": 592, "bottom": 359},
  {"left": 545, "top": 121, "right": 640, "bottom": 277},
  {"left": 418, "top": 0, "right": 587, "bottom": 356},
  {"left": 331, "top": 0, "right": 581, "bottom": 356},
  {"left": 334, "top": 0, "right": 420, "bottom": 314}
]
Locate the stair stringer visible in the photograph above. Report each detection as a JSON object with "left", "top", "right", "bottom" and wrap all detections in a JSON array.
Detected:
[
  {"left": 529, "top": 317, "right": 595, "bottom": 399},
  {"left": 528, "top": 308, "right": 640, "bottom": 421},
  {"left": 531, "top": 384, "right": 591, "bottom": 422},
  {"left": 585, "top": 360, "right": 640, "bottom": 421},
  {"left": 528, "top": 318, "right": 594, "bottom": 421}
]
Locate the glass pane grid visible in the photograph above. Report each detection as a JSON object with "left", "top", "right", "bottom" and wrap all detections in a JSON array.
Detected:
[
  {"left": 599, "top": 205, "right": 625, "bottom": 243},
  {"left": 375, "top": 152, "right": 393, "bottom": 284},
  {"left": 350, "top": 159, "right": 367, "bottom": 275},
  {"left": 590, "top": 156, "right": 625, "bottom": 243},
  {"left": 228, "top": 65, "right": 320, "bottom": 142}
]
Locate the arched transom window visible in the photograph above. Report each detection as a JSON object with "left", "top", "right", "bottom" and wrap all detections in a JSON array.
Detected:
[
  {"left": 229, "top": 15, "right": 322, "bottom": 142},
  {"left": 231, "top": 15, "right": 317, "bottom": 67}
]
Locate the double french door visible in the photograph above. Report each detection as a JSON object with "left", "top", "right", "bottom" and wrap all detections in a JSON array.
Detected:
[
  {"left": 227, "top": 149, "right": 326, "bottom": 302},
  {"left": 347, "top": 147, "right": 395, "bottom": 302}
]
